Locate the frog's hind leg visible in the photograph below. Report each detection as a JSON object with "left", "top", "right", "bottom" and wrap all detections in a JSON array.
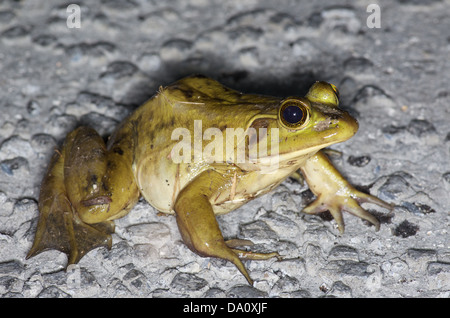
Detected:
[
  {"left": 27, "top": 127, "right": 139, "bottom": 265},
  {"left": 174, "top": 170, "right": 279, "bottom": 285}
]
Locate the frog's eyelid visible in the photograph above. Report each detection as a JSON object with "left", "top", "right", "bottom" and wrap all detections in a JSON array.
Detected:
[{"left": 305, "top": 82, "right": 340, "bottom": 108}]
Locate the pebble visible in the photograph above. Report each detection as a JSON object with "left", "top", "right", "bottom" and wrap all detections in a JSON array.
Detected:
[
  {"left": 30, "top": 133, "right": 56, "bottom": 153},
  {"left": 377, "top": 172, "right": 416, "bottom": 201},
  {"left": 227, "top": 284, "right": 268, "bottom": 298},
  {"left": 64, "top": 41, "right": 117, "bottom": 61},
  {"left": 347, "top": 155, "right": 371, "bottom": 167},
  {"left": 0, "top": 136, "right": 35, "bottom": 161},
  {"left": 406, "top": 119, "right": 436, "bottom": 137},
  {"left": 239, "top": 220, "right": 278, "bottom": 241},
  {"left": 37, "top": 286, "right": 71, "bottom": 298},
  {"left": 170, "top": 272, "right": 208, "bottom": 292},
  {"left": 0, "top": 260, "right": 24, "bottom": 275},
  {"left": 100, "top": 61, "right": 139, "bottom": 80}
]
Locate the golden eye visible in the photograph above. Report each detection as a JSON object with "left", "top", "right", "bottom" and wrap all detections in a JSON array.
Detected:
[{"left": 279, "top": 99, "right": 310, "bottom": 129}]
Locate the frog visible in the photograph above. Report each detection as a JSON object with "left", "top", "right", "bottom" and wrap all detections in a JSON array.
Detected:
[{"left": 27, "top": 75, "right": 392, "bottom": 285}]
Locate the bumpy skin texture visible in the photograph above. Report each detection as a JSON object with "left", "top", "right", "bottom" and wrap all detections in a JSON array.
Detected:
[{"left": 27, "top": 75, "right": 391, "bottom": 285}]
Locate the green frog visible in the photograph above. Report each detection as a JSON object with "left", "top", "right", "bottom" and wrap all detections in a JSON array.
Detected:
[{"left": 27, "top": 75, "right": 391, "bottom": 285}]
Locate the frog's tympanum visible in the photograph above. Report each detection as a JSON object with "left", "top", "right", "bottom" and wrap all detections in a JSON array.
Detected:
[{"left": 27, "top": 75, "right": 391, "bottom": 284}]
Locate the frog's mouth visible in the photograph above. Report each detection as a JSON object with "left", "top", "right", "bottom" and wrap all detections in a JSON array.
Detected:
[
  {"left": 249, "top": 110, "right": 358, "bottom": 170},
  {"left": 238, "top": 141, "right": 334, "bottom": 174}
]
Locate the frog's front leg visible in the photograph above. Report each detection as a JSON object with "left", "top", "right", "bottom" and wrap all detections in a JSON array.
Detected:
[
  {"left": 174, "top": 170, "right": 280, "bottom": 285},
  {"left": 300, "top": 151, "right": 392, "bottom": 233},
  {"left": 27, "top": 127, "right": 140, "bottom": 264}
]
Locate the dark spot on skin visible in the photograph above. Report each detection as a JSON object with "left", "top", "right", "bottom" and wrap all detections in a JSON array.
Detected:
[
  {"left": 147, "top": 130, "right": 155, "bottom": 142},
  {"left": 182, "top": 88, "right": 194, "bottom": 98},
  {"left": 216, "top": 123, "right": 228, "bottom": 132},
  {"left": 113, "top": 147, "right": 124, "bottom": 155},
  {"left": 250, "top": 118, "right": 269, "bottom": 130},
  {"left": 150, "top": 144, "right": 154, "bottom": 149},
  {"left": 85, "top": 174, "right": 99, "bottom": 193},
  {"left": 106, "top": 160, "right": 116, "bottom": 171},
  {"left": 171, "top": 84, "right": 195, "bottom": 99}
]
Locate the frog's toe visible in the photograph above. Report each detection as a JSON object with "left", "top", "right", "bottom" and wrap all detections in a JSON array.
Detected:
[
  {"left": 341, "top": 198, "right": 380, "bottom": 232},
  {"left": 232, "top": 249, "right": 282, "bottom": 261},
  {"left": 225, "top": 240, "right": 282, "bottom": 260},
  {"left": 302, "top": 192, "right": 382, "bottom": 233},
  {"left": 225, "top": 239, "right": 282, "bottom": 261},
  {"left": 354, "top": 191, "right": 393, "bottom": 211},
  {"left": 225, "top": 238, "right": 254, "bottom": 248}
]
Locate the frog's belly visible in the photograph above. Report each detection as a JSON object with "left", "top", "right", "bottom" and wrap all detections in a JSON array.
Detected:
[
  {"left": 210, "top": 166, "right": 299, "bottom": 215},
  {"left": 133, "top": 158, "right": 208, "bottom": 214},
  {"left": 134, "top": 157, "right": 300, "bottom": 215}
]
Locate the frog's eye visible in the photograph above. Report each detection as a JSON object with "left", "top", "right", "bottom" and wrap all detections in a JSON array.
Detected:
[{"left": 279, "top": 99, "right": 310, "bottom": 129}]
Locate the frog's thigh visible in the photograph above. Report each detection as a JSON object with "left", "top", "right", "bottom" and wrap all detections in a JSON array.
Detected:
[
  {"left": 174, "top": 170, "right": 255, "bottom": 284},
  {"left": 28, "top": 127, "right": 139, "bottom": 265},
  {"left": 64, "top": 127, "right": 139, "bottom": 224}
]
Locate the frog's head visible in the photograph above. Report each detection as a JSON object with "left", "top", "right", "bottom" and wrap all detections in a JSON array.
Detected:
[{"left": 247, "top": 81, "right": 358, "bottom": 166}]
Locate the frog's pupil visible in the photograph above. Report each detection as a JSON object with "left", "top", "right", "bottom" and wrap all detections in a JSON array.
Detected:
[{"left": 283, "top": 105, "right": 303, "bottom": 124}]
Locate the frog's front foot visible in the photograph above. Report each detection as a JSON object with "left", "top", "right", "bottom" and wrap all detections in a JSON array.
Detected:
[
  {"left": 301, "top": 151, "right": 393, "bottom": 233},
  {"left": 303, "top": 188, "right": 392, "bottom": 233}
]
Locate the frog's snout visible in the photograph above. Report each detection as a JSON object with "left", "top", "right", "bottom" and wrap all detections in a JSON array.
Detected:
[{"left": 339, "top": 110, "right": 359, "bottom": 140}]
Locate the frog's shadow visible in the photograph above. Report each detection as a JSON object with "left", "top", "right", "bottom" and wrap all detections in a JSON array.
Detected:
[
  {"left": 122, "top": 56, "right": 355, "bottom": 116},
  {"left": 155, "top": 61, "right": 318, "bottom": 98}
]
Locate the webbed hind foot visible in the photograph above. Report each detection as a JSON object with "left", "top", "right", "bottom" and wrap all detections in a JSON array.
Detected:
[
  {"left": 26, "top": 195, "right": 115, "bottom": 265},
  {"left": 26, "top": 149, "right": 115, "bottom": 264}
]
